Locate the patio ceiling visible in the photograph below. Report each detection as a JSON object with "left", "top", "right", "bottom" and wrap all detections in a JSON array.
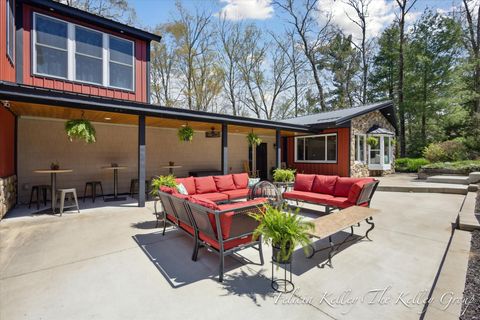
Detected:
[{"left": 9, "top": 101, "right": 298, "bottom": 136}]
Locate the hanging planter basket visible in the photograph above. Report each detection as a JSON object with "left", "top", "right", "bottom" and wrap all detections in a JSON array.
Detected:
[
  {"left": 178, "top": 125, "right": 194, "bottom": 142},
  {"left": 65, "top": 119, "right": 96, "bottom": 143},
  {"left": 247, "top": 132, "right": 262, "bottom": 147},
  {"left": 367, "top": 136, "right": 379, "bottom": 148}
]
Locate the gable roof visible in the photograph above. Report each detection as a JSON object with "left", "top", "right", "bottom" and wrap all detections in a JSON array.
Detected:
[
  {"left": 21, "top": 0, "right": 162, "bottom": 42},
  {"left": 282, "top": 101, "right": 396, "bottom": 130}
]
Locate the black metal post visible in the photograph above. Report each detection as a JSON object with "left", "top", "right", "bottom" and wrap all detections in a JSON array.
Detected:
[
  {"left": 275, "top": 129, "right": 281, "bottom": 169},
  {"left": 221, "top": 123, "right": 228, "bottom": 175},
  {"left": 138, "top": 115, "right": 146, "bottom": 207}
]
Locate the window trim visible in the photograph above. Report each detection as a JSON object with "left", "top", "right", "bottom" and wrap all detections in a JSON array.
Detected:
[
  {"left": 355, "top": 134, "right": 367, "bottom": 163},
  {"left": 367, "top": 134, "right": 393, "bottom": 170},
  {"left": 294, "top": 133, "right": 338, "bottom": 164},
  {"left": 6, "top": 0, "right": 15, "bottom": 64},
  {"left": 32, "top": 12, "right": 135, "bottom": 92},
  {"left": 74, "top": 24, "right": 104, "bottom": 86}
]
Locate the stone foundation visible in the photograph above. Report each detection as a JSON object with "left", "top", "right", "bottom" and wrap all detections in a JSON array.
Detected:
[{"left": 0, "top": 175, "right": 17, "bottom": 219}]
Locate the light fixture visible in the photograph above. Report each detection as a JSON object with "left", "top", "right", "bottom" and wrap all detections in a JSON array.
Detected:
[
  {"left": 1, "top": 100, "right": 11, "bottom": 108},
  {"left": 104, "top": 117, "right": 111, "bottom": 121},
  {"left": 386, "top": 113, "right": 391, "bottom": 116}
]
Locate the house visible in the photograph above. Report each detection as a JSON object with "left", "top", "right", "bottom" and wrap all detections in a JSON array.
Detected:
[{"left": 0, "top": 0, "right": 396, "bottom": 218}]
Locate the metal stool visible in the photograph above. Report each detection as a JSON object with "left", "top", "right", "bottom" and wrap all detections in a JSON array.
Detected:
[
  {"left": 83, "top": 181, "right": 104, "bottom": 203},
  {"left": 29, "top": 185, "right": 50, "bottom": 210},
  {"left": 130, "top": 179, "right": 151, "bottom": 199},
  {"left": 57, "top": 188, "right": 80, "bottom": 216}
]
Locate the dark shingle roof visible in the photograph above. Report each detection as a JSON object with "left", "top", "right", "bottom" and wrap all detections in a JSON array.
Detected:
[{"left": 282, "top": 101, "right": 396, "bottom": 129}]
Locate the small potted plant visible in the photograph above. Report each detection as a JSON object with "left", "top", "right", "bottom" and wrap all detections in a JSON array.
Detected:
[
  {"left": 65, "top": 119, "right": 97, "bottom": 143},
  {"left": 251, "top": 204, "right": 314, "bottom": 264},
  {"left": 50, "top": 161, "right": 60, "bottom": 170},
  {"left": 247, "top": 132, "right": 262, "bottom": 147},
  {"left": 273, "top": 168, "right": 296, "bottom": 183},
  {"left": 178, "top": 125, "right": 194, "bottom": 142},
  {"left": 367, "top": 136, "right": 379, "bottom": 148},
  {"left": 150, "top": 174, "right": 178, "bottom": 197}
]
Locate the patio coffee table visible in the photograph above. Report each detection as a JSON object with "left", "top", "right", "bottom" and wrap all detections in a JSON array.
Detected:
[
  {"left": 102, "top": 166, "right": 127, "bottom": 201},
  {"left": 33, "top": 169, "right": 73, "bottom": 214}
]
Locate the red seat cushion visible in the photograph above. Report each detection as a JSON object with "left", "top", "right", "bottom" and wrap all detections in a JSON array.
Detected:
[
  {"left": 172, "top": 193, "right": 189, "bottom": 200},
  {"left": 311, "top": 175, "right": 338, "bottom": 195},
  {"left": 166, "top": 213, "right": 177, "bottom": 223},
  {"left": 188, "top": 196, "right": 220, "bottom": 210},
  {"left": 221, "top": 188, "right": 250, "bottom": 200},
  {"left": 194, "top": 176, "right": 218, "bottom": 194},
  {"left": 347, "top": 179, "right": 375, "bottom": 204},
  {"left": 179, "top": 221, "right": 195, "bottom": 235},
  {"left": 199, "top": 232, "right": 254, "bottom": 250},
  {"left": 213, "top": 175, "right": 236, "bottom": 192},
  {"left": 334, "top": 177, "right": 372, "bottom": 197},
  {"left": 175, "top": 177, "right": 196, "bottom": 195},
  {"left": 191, "top": 193, "right": 229, "bottom": 203},
  {"left": 232, "top": 173, "right": 249, "bottom": 189},
  {"left": 283, "top": 190, "right": 334, "bottom": 204},
  {"left": 324, "top": 197, "right": 368, "bottom": 209},
  {"left": 159, "top": 186, "right": 176, "bottom": 194},
  {"left": 294, "top": 174, "right": 316, "bottom": 192}
]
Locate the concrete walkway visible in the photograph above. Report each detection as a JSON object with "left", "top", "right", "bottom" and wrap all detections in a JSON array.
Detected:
[{"left": 0, "top": 192, "right": 468, "bottom": 320}]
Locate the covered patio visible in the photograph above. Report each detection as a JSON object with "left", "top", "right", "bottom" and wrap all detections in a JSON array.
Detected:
[{"left": 0, "top": 81, "right": 311, "bottom": 209}]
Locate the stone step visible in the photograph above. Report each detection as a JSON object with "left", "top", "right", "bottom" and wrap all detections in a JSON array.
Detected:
[
  {"left": 469, "top": 172, "right": 480, "bottom": 184},
  {"left": 426, "top": 175, "right": 470, "bottom": 185},
  {"left": 458, "top": 192, "right": 480, "bottom": 231},
  {"left": 377, "top": 185, "right": 468, "bottom": 195}
]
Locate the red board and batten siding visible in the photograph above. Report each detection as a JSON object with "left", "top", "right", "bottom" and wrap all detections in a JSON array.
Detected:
[
  {"left": 21, "top": 4, "right": 148, "bottom": 103},
  {"left": 286, "top": 128, "right": 351, "bottom": 177},
  {"left": 0, "top": 0, "right": 15, "bottom": 82},
  {"left": 0, "top": 106, "right": 15, "bottom": 178}
]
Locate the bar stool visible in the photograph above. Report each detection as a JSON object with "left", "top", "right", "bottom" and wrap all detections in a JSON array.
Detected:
[
  {"left": 29, "top": 185, "right": 50, "bottom": 210},
  {"left": 83, "top": 181, "right": 104, "bottom": 203},
  {"left": 57, "top": 188, "right": 80, "bottom": 216},
  {"left": 130, "top": 179, "right": 151, "bottom": 199}
]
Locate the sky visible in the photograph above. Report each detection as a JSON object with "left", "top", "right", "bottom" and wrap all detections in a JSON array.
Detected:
[{"left": 131, "top": 0, "right": 460, "bottom": 40}]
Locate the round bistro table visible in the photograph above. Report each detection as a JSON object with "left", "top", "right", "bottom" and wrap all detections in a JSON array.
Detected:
[
  {"left": 33, "top": 169, "right": 73, "bottom": 213},
  {"left": 162, "top": 165, "right": 182, "bottom": 175}
]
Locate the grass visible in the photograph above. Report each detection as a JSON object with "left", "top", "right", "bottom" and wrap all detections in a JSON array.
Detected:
[
  {"left": 395, "top": 158, "right": 430, "bottom": 172},
  {"left": 421, "top": 160, "right": 480, "bottom": 172}
]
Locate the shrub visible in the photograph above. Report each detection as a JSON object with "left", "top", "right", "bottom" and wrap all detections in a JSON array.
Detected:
[
  {"left": 395, "top": 158, "right": 430, "bottom": 172},
  {"left": 150, "top": 175, "right": 178, "bottom": 196},
  {"left": 422, "top": 160, "right": 480, "bottom": 172},
  {"left": 423, "top": 139, "right": 468, "bottom": 162},
  {"left": 273, "top": 168, "right": 296, "bottom": 182}
]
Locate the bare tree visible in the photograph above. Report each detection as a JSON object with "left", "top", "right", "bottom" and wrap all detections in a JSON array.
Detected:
[
  {"left": 274, "top": 0, "right": 333, "bottom": 111},
  {"left": 462, "top": 0, "right": 480, "bottom": 113},
  {"left": 396, "top": 0, "right": 418, "bottom": 157},
  {"left": 57, "top": 0, "right": 137, "bottom": 24},
  {"left": 344, "top": 0, "right": 372, "bottom": 105}
]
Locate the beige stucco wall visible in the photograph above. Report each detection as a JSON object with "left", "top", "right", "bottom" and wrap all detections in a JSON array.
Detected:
[{"left": 17, "top": 117, "right": 276, "bottom": 203}]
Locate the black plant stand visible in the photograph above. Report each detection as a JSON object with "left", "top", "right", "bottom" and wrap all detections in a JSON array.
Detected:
[{"left": 271, "top": 259, "right": 294, "bottom": 293}]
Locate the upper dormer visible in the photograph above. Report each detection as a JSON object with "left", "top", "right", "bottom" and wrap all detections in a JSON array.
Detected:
[{"left": 1, "top": 0, "right": 160, "bottom": 103}]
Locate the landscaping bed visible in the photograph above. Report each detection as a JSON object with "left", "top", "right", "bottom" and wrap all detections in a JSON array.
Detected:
[
  {"left": 460, "top": 230, "right": 480, "bottom": 320},
  {"left": 418, "top": 160, "right": 480, "bottom": 179}
]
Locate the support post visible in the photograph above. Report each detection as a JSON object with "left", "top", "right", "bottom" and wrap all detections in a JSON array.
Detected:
[
  {"left": 275, "top": 129, "right": 281, "bottom": 169},
  {"left": 221, "top": 123, "right": 228, "bottom": 175},
  {"left": 138, "top": 115, "right": 146, "bottom": 207}
]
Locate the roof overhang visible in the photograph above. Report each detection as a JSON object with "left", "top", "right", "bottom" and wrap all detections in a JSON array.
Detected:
[
  {"left": 20, "top": 0, "right": 162, "bottom": 43},
  {"left": 0, "top": 82, "right": 313, "bottom": 133}
]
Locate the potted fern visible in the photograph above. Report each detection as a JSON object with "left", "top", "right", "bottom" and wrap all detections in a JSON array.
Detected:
[
  {"left": 251, "top": 204, "right": 314, "bottom": 264},
  {"left": 247, "top": 132, "right": 262, "bottom": 178},
  {"left": 273, "top": 168, "right": 296, "bottom": 183},
  {"left": 150, "top": 175, "right": 178, "bottom": 197},
  {"left": 65, "top": 119, "right": 96, "bottom": 143},
  {"left": 367, "top": 136, "right": 379, "bottom": 148},
  {"left": 178, "top": 125, "right": 194, "bottom": 142}
]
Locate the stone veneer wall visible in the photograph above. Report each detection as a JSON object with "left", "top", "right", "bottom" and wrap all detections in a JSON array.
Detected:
[
  {"left": 0, "top": 175, "right": 16, "bottom": 219},
  {"left": 350, "top": 110, "right": 396, "bottom": 177}
]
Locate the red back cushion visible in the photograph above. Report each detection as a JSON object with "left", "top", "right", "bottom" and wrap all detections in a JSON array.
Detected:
[
  {"left": 213, "top": 175, "right": 236, "bottom": 192},
  {"left": 159, "top": 186, "right": 176, "bottom": 194},
  {"left": 311, "top": 175, "right": 338, "bottom": 195},
  {"left": 175, "top": 177, "right": 196, "bottom": 195},
  {"left": 232, "top": 173, "right": 249, "bottom": 189},
  {"left": 188, "top": 196, "right": 219, "bottom": 210},
  {"left": 294, "top": 174, "right": 316, "bottom": 192},
  {"left": 347, "top": 179, "right": 375, "bottom": 204},
  {"left": 194, "top": 176, "right": 218, "bottom": 194},
  {"left": 334, "top": 177, "right": 373, "bottom": 197}
]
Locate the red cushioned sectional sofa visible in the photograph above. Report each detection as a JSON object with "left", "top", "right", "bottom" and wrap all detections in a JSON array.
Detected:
[{"left": 283, "top": 174, "right": 379, "bottom": 214}]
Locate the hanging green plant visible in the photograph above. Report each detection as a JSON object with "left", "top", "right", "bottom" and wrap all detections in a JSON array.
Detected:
[
  {"left": 247, "top": 132, "right": 262, "bottom": 146},
  {"left": 367, "top": 136, "right": 379, "bottom": 148},
  {"left": 65, "top": 119, "right": 96, "bottom": 143},
  {"left": 178, "top": 125, "right": 194, "bottom": 142}
]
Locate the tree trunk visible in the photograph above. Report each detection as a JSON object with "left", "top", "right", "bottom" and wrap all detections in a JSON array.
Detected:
[{"left": 398, "top": 2, "right": 407, "bottom": 157}]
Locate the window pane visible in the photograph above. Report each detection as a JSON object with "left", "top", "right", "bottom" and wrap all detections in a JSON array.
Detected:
[
  {"left": 359, "top": 135, "right": 365, "bottom": 161},
  {"left": 75, "top": 27, "right": 102, "bottom": 57},
  {"left": 36, "top": 45, "right": 67, "bottom": 78},
  {"left": 36, "top": 15, "right": 67, "bottom": 49},
  {"left": 109, "top": 37, "right": 133, "bottom": 65},
  {"left": 370, "top": 150, "right": 381, "bottom": 164},
  {"left": 305, "top": 136, "right": 325, "bottom": 161},
  {"left": 384, "top": 137, "right": 390, "bottom": 164},
  {"left": 296, "top": 138, "right": 304, "bottom": 161},
  {"left": 327, "top": 135, "right": 337, "bottom": 161},
  {"left": 109, "top": 62, "right": 132, "bottom": 89},
  {"left": 76, "top": 55, "right": 102, "bottom": 84},
  {"left": 7, "top": 0, "right": 14, "bottom": 60}
]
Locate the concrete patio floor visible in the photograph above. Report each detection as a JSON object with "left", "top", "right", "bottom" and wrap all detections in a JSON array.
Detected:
[{"left": 0, "top": 191, "right": 469, "bottom": 320}]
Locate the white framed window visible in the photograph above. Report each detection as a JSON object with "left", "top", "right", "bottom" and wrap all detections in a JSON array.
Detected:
[
  {"left": 368, "top": 135, "right": 393, "bottom": 170},
  {"left": 6, "top": 0, "right": 15, "bottom": 63},
  {"left": 355, "top": 134, "right": 366, "bottom": 163},
  {"left": 295, "top": 134, "right": 337, "bottom": 163},
  {"left": 32, "top": 12, "right": 135, "bottom": 91}
]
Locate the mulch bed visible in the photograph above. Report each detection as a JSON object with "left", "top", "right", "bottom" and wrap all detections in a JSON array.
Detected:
[{"left": 460, "top": 229, "right": 480, "bottom": 320}]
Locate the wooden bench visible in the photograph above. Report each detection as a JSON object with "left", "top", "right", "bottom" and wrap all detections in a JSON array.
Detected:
[{"left": 306, "top": 206, "right": 380, "bottom": 267}]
